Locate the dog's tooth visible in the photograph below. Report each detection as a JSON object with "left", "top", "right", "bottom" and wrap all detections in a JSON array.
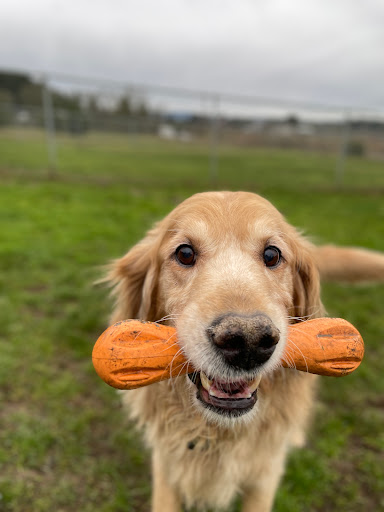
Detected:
[
  {"left": 200, "top": 371, "right": 213, "bottom": 391},
  {"left": 248, "top": 375, "right": 262, "bottom": 393}
]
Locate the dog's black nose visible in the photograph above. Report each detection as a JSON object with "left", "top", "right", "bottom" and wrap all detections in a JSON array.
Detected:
[{"left": 206, "top": 313, "right": 280, "bottom": 370}]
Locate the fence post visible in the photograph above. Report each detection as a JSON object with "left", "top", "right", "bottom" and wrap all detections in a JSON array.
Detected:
[
  {"left": 335, "top": 111, "right": 351, "bottom": 189},
  {"left": 41, "top": 76, "right": 57, "bottom": 176},
  {"left": 209, "top": 93, "right": 220, "bottom": 188}
]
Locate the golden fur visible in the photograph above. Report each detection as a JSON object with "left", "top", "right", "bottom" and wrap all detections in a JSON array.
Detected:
[{"left": 105, "top": 191, "right": 384, "bottom": 512}]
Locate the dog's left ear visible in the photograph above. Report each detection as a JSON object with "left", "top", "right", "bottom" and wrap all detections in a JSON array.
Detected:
[{"left": 291, "top": 239, "right": 323, "bottom": 320}]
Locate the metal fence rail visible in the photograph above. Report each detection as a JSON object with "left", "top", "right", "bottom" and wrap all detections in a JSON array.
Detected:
[{"left": 1, "top": 68, "right": 384, "bottom": 187}]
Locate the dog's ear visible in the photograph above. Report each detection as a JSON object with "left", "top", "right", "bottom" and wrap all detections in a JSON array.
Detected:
[
  {"left": 291, "top": 239, "right": 324, "bottom": 320},
  {"left": 105, "top": 222, "right": 164, "bottom": 323}
]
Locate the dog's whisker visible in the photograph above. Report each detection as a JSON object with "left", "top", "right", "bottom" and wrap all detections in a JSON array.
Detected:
[
  {"left": 156, "top": 342, "right": 180, "bottom": 356},
  {"left": 167, "top": 347, "right": 195, "bottom": 394},
  {"left": 286, "top": 307, "right": 322, "bottom": 323},
  {"left": 176, "top": 360, "right": 191, "bottom": 380},
  {"left": 286, "top": 314, "right": 312, "bottom": 322},
  {"left": 282, "top": 355, "right": 296, "bottom": 370},
  {"left": 286, "top": 338, "right": 308, "bottom": 373},
  {"left": 155, "top": 314, "right": 181, "bottom": 324},
  {"left": 132, "top": 330, "right": 143, "bottom": 342},
  {"left": 167, "top": 346, "right": 186, "bottom": 385},
  {"left": 155, "top": 332, "right": 179, "bottom": 354}
]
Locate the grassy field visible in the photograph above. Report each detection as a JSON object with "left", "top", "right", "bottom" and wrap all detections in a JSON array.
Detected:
[
  {"left": 0, "top": 129, "right": 384, "bottom": 511},
  {"left": 1, "top": 128, "right": 384, "bottom": 192}
]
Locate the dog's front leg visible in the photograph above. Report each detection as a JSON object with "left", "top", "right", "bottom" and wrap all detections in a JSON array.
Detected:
[
  {"left": 242, "top": 452, "right": 287, "bottom": 512},
  {"left": 242, "top": 477, "right": 281, "bottom": 512},
  {"left": 152, "top": 450, "right": 181, "bottom": 512},
  {"left": 242, "top": 486, "right": 277, "bottom": 512}
]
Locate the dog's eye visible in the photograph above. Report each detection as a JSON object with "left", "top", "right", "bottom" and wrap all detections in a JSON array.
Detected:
[
  {"left": 263, "top": 246, "right": 281, "bottom": 268},
  {"left": 175, "top": 244, "right": 196, "bottom": 267}
]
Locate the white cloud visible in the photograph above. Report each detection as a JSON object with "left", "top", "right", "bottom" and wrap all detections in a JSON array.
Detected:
[{"left": 0, "top": 0, "right": 383, "bottom": 109}]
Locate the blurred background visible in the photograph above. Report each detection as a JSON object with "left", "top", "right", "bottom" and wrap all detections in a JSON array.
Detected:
[{"left": 0, "top": 1, "right": 383, "bottom": 511}]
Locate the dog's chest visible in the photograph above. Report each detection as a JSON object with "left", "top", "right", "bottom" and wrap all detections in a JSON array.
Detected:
[{"left": 167, "top": 430, "right": 261, "bottom": 509}]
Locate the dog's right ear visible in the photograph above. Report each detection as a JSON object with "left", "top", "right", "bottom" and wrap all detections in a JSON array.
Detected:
[{"left": 104, "top": 222, "right": 164, "bottom": 323}]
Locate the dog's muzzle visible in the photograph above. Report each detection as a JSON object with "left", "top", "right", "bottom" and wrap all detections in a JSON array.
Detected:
[{"left": 189, "top": 312, "right": 280, "bottom": 417}]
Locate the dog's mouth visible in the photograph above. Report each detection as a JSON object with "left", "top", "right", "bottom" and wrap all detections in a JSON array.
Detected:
[{"left": 189, "top": 371, "right": 261, "bottom": 417}]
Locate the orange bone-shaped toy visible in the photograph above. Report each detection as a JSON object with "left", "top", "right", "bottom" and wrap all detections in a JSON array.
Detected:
[{"left": 92, "top": 318, "right": 364, "bottom": 390}]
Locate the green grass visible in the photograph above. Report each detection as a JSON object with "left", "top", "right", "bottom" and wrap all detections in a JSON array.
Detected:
[
  {"left": 0, "top": 129, "right": 383, "bottom": 511},
  {"left": 1, "top": 127, "right": 384, "bottom": 192}
]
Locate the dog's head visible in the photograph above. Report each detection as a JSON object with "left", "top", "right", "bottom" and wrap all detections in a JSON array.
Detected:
[{"left": 108, "top": 191, "right": 322, "bottom": 424}]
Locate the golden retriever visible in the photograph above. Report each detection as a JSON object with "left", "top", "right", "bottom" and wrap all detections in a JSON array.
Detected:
[{"left": 105, "top": 191, "right": 384, "bottom": 512}]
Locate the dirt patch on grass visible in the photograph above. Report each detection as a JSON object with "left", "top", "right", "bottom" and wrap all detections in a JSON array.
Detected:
[{"left": 367, "top": 396, "right": 384, "bottom": 409}]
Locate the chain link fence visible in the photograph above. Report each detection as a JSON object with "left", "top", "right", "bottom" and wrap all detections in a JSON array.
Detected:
[{"left": 1, "top": 69, "right": 384, "bottom": 189}]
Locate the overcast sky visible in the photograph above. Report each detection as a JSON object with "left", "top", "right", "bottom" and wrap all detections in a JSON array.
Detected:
[{"left": 1, "top": 0, "right": 384, "bottom": 109}]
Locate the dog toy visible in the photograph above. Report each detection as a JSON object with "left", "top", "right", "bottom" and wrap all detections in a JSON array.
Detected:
[{"left": 92, "top": 318, "right": 364, "bottom": 390}]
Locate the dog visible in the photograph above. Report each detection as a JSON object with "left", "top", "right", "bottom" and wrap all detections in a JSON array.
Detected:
[{"left": 105, "top": 191, "right": 384, "bottom": 511}]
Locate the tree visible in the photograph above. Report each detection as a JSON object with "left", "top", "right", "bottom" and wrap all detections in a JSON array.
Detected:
[
  {"left": 0, "top": 72, "right": 31, "bottom": 104},
  {"left": 117, "top": 97, "right": 131, "bottom": 115},
  {"left": 286, "top": 114, "right": 299, "bottom": 126}
]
